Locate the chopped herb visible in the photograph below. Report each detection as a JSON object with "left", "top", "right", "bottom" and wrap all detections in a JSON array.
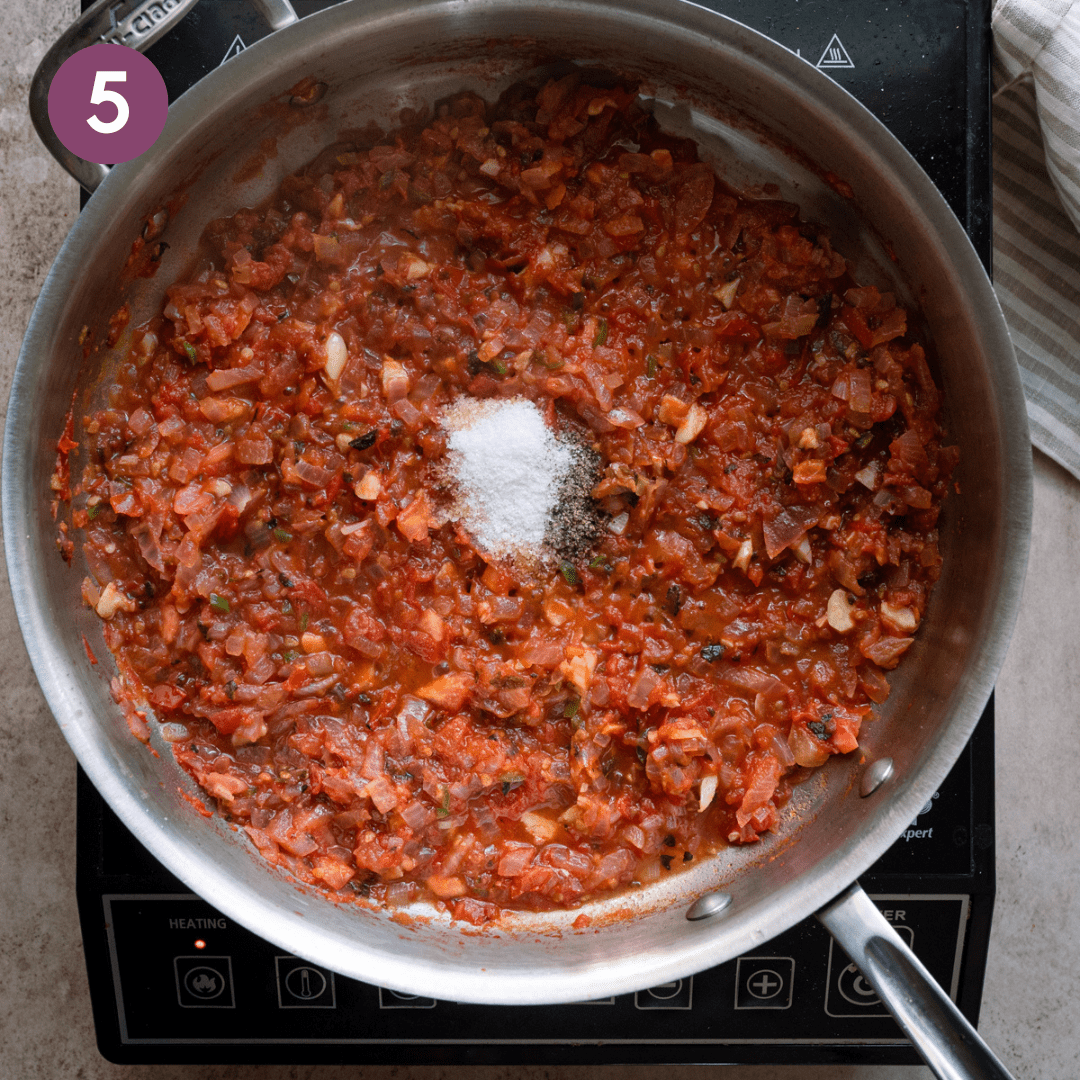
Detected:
[
  {"left": 278, "top": 573, "right": 294, "bottom": 588},
  {"left": 436, "top": 787, "right": 451, "bottom": 818},
  {"left": 282, "top": 649, "right": 298, "bottom": 662},
  {"left": 87, "top": 502, "right": 102, "bottom": 520},
  {"left": 224, "top": 680, "right": 236, "bottom": 700},
  {"left": 299, "top": 612, "right": 309, "bottom": 632},
  {"left": 701, "top": 643, "right": 725, "bottom": 662},
  {"left": 646, "top": 353, "right": 658, "bottom": 378},
  {"left": 593, "top": 318, "right": 609, "bottom": 347},
  {"left": 181, "top": 340, "right": 197, "bottom": 363},
  {"left": 282, "top": 599, "right": 292, "bottom": 614},
  {"left": 491, "top": 357, "right": 508, "bottom": 375},
  {"left": 808, "top": 720, "right": 829, "bottom": 740},
  {"left": 273, "top": 528, "right": 292, "bottom": 543},
  {"left": 349, "top": 430, "right": 377, "bottom": 451},
  {"left": 563, "top": 698, "right": 580, "bottom": 719},
  {"left": 277, "top": 308, "right": 290, "bottom": 321},
  {"left": 637, "top": 745, "right": 647, "bottom": 764},
  {"left": 379, "top": 168, "right": 395, "bottom": 190},
  {"left": 666, "top": 584, "right": 682, "bottom": 617},
  {"left": 209, "top": 593, "right": 230, "bottom": 614},
  {"left": 854, "top": 430, "right": 874, "bottom": 450},
  {"left": 561, "top": 310, "right": 578, "bottom": 333},
  {"left": 500, "top": 771, "right": 525, "bottom": 797},
  {"left": 559, "top": 561, "right": 578, "bottom": 586},
  {"left": 588, "top": 554, "right": 609, "bottom": 570}
]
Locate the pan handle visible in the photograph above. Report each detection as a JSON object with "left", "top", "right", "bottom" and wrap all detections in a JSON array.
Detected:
[
  {"left": 816, "top": 883, "right": 1014, "bottom": 1080},
  {"left": 29, "top": 0, "right": 300, "bottom": 194}
]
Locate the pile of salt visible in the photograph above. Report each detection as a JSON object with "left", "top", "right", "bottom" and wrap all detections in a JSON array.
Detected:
[{"left": 443, "top": 397, "right": 575, "bottom": 562}]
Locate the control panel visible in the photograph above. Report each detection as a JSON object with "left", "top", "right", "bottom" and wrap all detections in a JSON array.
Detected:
[{"left": 100, "top": 893, "right": 968, "bottom": 1057}]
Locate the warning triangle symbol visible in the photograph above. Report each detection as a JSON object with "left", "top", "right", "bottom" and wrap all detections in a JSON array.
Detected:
[
  {"left": 816, "top": 34, "right": 854, "bottom": 70},
  {"left": 221, "top": 35, "right": 247, "bottom": 66}
]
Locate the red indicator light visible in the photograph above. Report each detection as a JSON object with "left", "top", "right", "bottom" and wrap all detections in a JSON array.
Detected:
[{"left": 194, "top": 939, "right": 206, "bottom": 950}]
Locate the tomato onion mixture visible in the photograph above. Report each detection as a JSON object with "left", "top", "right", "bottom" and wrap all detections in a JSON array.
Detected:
[{"left": 63, "top": 76, "right": 956, "bottom": 923}]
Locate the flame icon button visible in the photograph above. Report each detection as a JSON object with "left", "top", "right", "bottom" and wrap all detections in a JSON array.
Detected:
[{"left": 175, "top": 957, "right": 235, "bottom": 1008}]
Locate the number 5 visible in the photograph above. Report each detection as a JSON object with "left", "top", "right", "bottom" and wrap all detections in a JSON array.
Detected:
[{"left": 87, "top": 71, "right": 129, "bottom": 134}]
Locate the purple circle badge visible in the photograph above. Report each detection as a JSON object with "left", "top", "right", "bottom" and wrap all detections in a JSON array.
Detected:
[{"left": 47, "top": 43, "right": 168, "bottom": 165}]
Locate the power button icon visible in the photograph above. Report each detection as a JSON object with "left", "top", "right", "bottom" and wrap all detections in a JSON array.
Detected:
[
  {"left": 825, "top": 925, "right": 914, "bottom": 1017},
  {"left": 837, "top": 964, "right": 883, "bottom": 1007}
]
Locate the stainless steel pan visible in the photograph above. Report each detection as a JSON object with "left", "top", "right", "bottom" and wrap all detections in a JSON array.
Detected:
[{"left": 8, "top": 2, "right": 1031, "bottom": 1076}]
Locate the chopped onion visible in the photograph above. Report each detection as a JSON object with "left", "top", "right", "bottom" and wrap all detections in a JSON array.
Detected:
[
  {"left": 520, "top": 811, "right": 560, "bottom": 843},
  {"left": 294, "top": 674, "right": 340, "bottom": 698},
  {"left": 733, "top": 538, "right": 753, "bottom": 572},
  {"left": 880, "top": 601, "right": 919, "bottom": 633},
  {"left": 675, "top": 401, "right": 708, "bottom": 444},
  {"left": 381, "top": 359, "right": 409, "bottom": 402},
  {"left": 792, "top": 534, "right": 812, "bottom": 564},
  {"left": 789, "top": 725, "right": 830, "bottom": 767},
  {"left": 607, "top": 407, "right": 645, "bottom": 429},
  {"left": 826, "top": 588, "right": 856, "bottom": 632},
  {"left": 354, "top": 472, "right": 381, "bottom": 500},
  {"left": 96, "top": 581, "right": 136, "bottom": 620},
  {"left": 771, "top": 733, "right": 796, "bottom": 768},
  {"left": 699, "top": 774, "right": 718, "bottom": 812},
  {"left": 855, "top": 463, "right": 880, "bottom": 490},
  {"left": 402, "top": 254, "right": 432, "bottom": 280},
  {"left": 713, "top": 277, "right": 740, "bottom": 309}
]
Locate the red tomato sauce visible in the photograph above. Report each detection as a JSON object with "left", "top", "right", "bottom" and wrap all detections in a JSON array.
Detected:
[{"left": 64, "top": 76, "right": 955, "bottom": 922}]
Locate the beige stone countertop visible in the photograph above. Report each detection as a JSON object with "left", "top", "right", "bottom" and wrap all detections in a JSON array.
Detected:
[{"left": 2, "top": 2, "right": 1078, "bottom": 1078}]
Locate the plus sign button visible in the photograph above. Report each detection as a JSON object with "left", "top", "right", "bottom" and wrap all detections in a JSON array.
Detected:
[{"left": 734, "top": 956, "right": 795, "bottom": 1010}]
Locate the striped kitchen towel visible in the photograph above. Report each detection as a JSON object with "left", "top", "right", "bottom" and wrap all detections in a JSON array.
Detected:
[{"left": 993, "top": 0, "right": 1080, "bottom": 479}]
